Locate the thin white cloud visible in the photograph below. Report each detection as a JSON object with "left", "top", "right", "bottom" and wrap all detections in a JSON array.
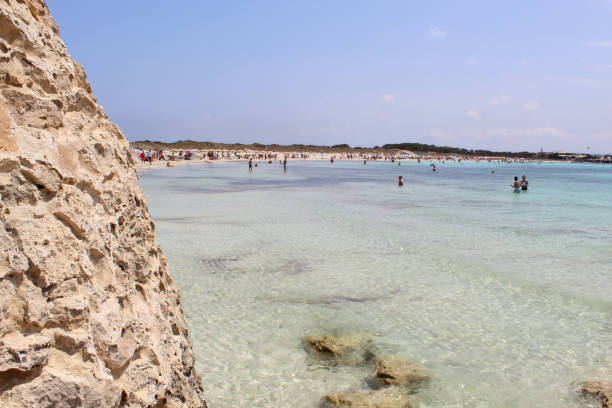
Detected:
[
  {"left": 590, "top": 64, "right": 612, "bottom": 71},
  {"left": 298, "top": 126, "right": 361, "bottom": 136},
  {"left": 523, "top": 101, "right": 540, "bottom": 111},
  {"left": 520, "top": 59, "right": 539, "bottom": 68},
  {"left": 487, "top": 127, "right": 564, "bottom": 138},
  {"left": 378, "top": 112, "right": 388, "bottom": 120},
  {"left": 490, "top": 94, "right": 511, "bottom": 106},
  {"left": 427, "top": 127, "right": 569, "bottom": 142},
  {"left": 465, "top": 59, "right": 479, "bottom": 65},
  {"left": 427, "top": 27, "right": 447, "bottom": 37},
  {"left": 592, "top": 131, "right": 612, "bottom": 141},
  {"left": 542, "top": 74, "right": 612, "bottom": 87},
  {"left": 381, "top": 94, "right": 395, "bottom": 104},
  {"left": 585, "top": 41, "right": 612, "bottom": 47},
  {"left": 466, "top": 109, "right": 480, "bottom": 120}
]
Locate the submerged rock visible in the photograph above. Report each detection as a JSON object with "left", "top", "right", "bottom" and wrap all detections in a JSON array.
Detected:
[
  {"left": 374, "top": 359, "right": 430, "bottom": 389},
  {"left": 581, "top": 381, "right": 612, "bottom": 408},
  {"left": 322, "top": 387, "right": 415, "bottom": 408},
  {"left": 305, "top": 334, "right": 374, "bottom": 365}
]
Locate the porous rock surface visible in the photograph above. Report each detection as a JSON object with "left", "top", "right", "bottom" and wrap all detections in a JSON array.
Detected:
[
  {"left": 322, "top": 388, "right": 415, "bottom": 408},
  {"left": 0, "top": 1, "right": 206, "bottom": 406},
  {"left": 305, "top": 334, "right": 374, "bottom": 366},
  {"left": 582, "top": 382, "right": 612, "bottom": 408},
  {"left": 374, "top": 359, "right": 430, "bottom": 389}
]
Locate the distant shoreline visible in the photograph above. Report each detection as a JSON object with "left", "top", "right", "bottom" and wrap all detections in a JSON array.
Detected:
[
  {"left": 132, "top": 154, "right": 577, "bottom": 172},
  {"left": 130, "top": 140, "right": 611, "bottom": 163}
]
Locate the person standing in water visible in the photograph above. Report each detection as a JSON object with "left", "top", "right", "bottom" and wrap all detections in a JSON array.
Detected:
[
  {"left": 520, "top": 175, "right": 529, "bottom": 191},
  {"left": 283, "top": 157, "right": 287, "bottom": 173},
  {"left": 511, "top": 176, "right": 521, "bottom": 193},
  {"left": 398, "top": 176, "right": 404, "bottom": 186},
  {"left": 363, "top": 159, "right": 367, "bottom": 165},
  {"left": 248, "top": 158, "right": 253, "bottom": 172}
]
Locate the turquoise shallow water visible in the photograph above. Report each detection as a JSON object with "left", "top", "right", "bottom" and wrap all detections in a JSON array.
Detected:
[{"left": 139, "top": 160, "right": 612, "bottom": 408}]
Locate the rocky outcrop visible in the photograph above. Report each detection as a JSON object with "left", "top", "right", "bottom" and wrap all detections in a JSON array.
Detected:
[
  {"left": 582, "top": 382, "right": 612, "bottom": 408},
  {"left": 305, "top": 334, "right": 374, "bottom": 366},
  {"left": 374, "top": 359, "right": 430, "bottom": 389},
  {"left": 322, "top": 388, "right": 415, "bottom": 408},
  {"left": 0, "top": 1, "right": 206, "bottom": 406},
  {"left": 307, "top": 334, "right": 431, "bottom": 407}
]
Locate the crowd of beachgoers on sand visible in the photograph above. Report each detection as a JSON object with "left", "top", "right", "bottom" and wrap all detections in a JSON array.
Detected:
[{"left": 131, "top": 147, "right": 537, "bottom": 169}]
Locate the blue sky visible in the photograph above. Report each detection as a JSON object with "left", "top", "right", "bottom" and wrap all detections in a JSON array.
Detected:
[{"left": 47, "top": 0, "right": 612, "bottom": 153}]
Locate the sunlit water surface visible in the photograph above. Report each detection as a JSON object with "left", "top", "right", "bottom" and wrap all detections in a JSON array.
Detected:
[{"left": 139, "top": 160, "right": 612, "bottom": 408}]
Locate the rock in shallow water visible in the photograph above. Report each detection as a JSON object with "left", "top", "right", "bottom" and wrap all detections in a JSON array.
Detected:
[
  {"left": 305, "top": 334, "right": 374, "bottom": 366},
  {"left": 582, "top": 381, "right": 612, "bottom": 408},
  {"left": 374, "top": 359, "right": 430, "bottom": 389},
  {"left": 322, "top": 387, "right": 415, "bottom": 408}
]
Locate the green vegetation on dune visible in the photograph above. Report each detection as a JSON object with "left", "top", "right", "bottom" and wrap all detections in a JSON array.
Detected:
[
  {"left": 131, "top": 140, "right": 369, "bottom": 154},
  {"left": 381, "top": 143, "right": 535, "bottom": 158}
]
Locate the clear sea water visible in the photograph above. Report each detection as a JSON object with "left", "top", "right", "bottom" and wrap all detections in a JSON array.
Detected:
[{"left": 139, "top": 160, "right": 612, "bottom": 408}]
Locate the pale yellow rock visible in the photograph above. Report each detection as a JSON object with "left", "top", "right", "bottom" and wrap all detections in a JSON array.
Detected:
[
  {"left": 0, "top": 1, "right": 206, "bottom": 406},
  {"left": 323, "top": 387, "right": 415, "bottom": 408},
  {"left": 375, "top": 359, "right": 430, "bottom": 389},
  {"left": 582, "top": 381, "right": 612, "bottom": 408},
  {"left": 305, "top": 333, "right": 374, "bottom": 366}
]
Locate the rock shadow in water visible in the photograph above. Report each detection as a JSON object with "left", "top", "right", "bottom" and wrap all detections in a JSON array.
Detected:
[
  {"left": 272, "top": 259, "right": 310, "bottom": 275},
  {"left": 199, "top": 256, "right": 243, "bottom": 275},
  {"left": 258, "top": 289, "right": 400, "bottom": 307}
]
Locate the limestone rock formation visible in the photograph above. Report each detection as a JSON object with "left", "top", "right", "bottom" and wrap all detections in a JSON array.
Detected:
[
  {"left": 582, "top": 382, "right": 612, "bottom": 408},
  {"left": 322, "top": 388, "right": 415, "bottom": 408},
  {"left": 0, "top": 1, "right": 206, "bottom": 406},
  {"left": 305, "top": 334, "right": 374, "bottom": 366},
  {"left": 374, "top": 359, "right": 430, "bottom": 389}
]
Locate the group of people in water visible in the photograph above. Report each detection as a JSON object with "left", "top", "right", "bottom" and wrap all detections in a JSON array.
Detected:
[
  {"left": 249, "top": 156, "right": 288, "bottom": 173},
  {"left": 247, "top": 157, "right": 530, "bottom": 193},
  {"left": 511, "top": 175, "right": 529, "bottom": 193},
  {"left": 397, "top": 166, "right": 529, "bottom": 193}
]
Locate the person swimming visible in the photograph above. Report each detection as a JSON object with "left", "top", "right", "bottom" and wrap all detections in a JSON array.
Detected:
[
  {"left": 511, "top": 176, "right": 521, "bottom": 193},
  {"left": 520, "top": 175, "right": 529, "bottom": 191},
  {"left": 398, "top": 176, "right": 404, "bottom": 186}
]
